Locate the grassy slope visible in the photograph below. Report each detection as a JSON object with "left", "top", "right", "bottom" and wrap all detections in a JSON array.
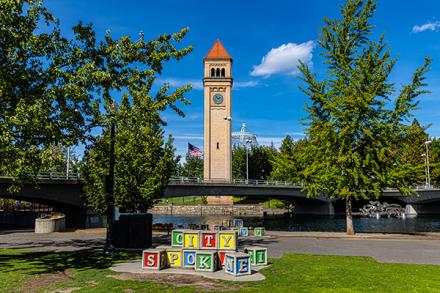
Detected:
[{"left": 1, "top": 249, "right": 440, "bottom": 292}]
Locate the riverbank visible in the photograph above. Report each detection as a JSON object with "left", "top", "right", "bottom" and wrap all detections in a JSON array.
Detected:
[{"left": 149, "top": 204, "right": 287, "bottom": 216}]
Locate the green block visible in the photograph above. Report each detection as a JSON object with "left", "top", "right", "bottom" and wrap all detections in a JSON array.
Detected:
[
  {"left": 195, "top": 250, "right": 218, "bottom": 272},
  {"left": 171, "top": 229, "right": 184, "bottom": 247},
  {"left": 244, "top": 246, "right": 268, "bottom": 266},
  {"left": 254, "top": 227, "right": 265, "bottom": 237}
]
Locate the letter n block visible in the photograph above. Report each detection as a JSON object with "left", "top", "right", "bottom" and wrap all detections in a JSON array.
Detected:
[
  {"left": 239, "top": 227, "right": 249, "bottom": 237},
  {"left": 171, "top": 229, "right": 184, "bottom": 247},
  {"left": 142, "top": 249, "right": 167, "bottom": 270},
  {"left": 195, "top": 251, "right": 218, "bottom": 272},
  {"left": 254, "top": 227, "right": 265, "bottom": 236},
  {"left": 183, "top": 230, "right": 200, "bottom": 249},
  {"left": 218, "top": 231, "right": 237, "bottom": 251},
  {"left": 244, "top": 246, "right": 268, "bottom": 266},
  {"left": 182, "top": 250, "right": 197, "bottom": 268},
  {"left": 224, "top": 252, "right": 251, "bottom": 276},
  {"left": 166, "top": 248, "right": 182, "bottom": 268},
  {"left": 200, "top": 231, "right": 218, "bottom": 249}
]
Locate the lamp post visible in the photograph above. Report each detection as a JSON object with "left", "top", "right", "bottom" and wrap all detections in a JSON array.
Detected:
[
  {"left": 245, "top": 139, "right": 252, "bottom": 183},
  {"left": 425, "top": 140, "right": 432, "bottom": 188}
]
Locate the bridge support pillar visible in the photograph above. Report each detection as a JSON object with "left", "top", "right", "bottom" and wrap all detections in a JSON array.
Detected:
[{"left": 294, "top": 201, "right": 335, "bottom": 216}]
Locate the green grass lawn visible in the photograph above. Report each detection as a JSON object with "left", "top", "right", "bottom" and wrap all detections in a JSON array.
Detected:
[{"left": 1, "top": 248, "right": 440, "bottom": 292}]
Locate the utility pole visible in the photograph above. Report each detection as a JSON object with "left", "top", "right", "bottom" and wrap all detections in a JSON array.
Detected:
[{"left": 66, "top": 146, "right": 70, "bottom": 179}]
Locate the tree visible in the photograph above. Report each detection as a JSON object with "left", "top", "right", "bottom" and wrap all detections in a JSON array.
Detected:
[
  {"left": 41, "top": 144, "right": 82, "bottom": 174},
  {"left": 0, "top": 0, "right": 93, "bottom": 188},
  {"left": 232, "top": 145, "right": 277, "bottom": 180},
  {"left": 270, "top": 136, "right": 308, "bottom": 182},
  {"left": 298, "top": 0, "right": 431, "bottom": 235},
  {"left": 177, "top": 155, "right": 203, "bottom": 178},
  {"left": 80, "top": 25, "right": 192, "bottom": 213}
]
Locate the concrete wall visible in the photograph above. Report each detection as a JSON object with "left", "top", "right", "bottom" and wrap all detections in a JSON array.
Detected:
[{"left": 149, "top": 204, "right": 264, "bottom": 216}]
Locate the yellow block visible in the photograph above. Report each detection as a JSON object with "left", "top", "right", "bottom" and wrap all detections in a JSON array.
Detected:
[
  {"left": 167, "top": 250, "right": 182, "bottom": 267},
  {"left": 219, "top": 232, "right": 237, "bottom": 250},
  {"left": 183, "top": 232, "right": 199, "bottom": 249}
]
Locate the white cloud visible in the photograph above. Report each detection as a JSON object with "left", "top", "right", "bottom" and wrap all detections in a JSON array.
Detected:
[
  {"left": 412, "top": 21, "right": 440, "bottom": 33},
  {"left": 234, "top": 80, "right": 259, "bottom": 89},
  {"left": 251, "top": 41, "right": 315, "bottom": 78}
]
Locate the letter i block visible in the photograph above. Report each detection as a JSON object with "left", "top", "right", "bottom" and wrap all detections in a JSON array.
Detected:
[
  {"left": 142, "top": 249, "right": 167, "bottom": 270},
  {"left": 244, "top": 247, "right": 268, "bottom": 266},
  {"left": 224, "top": 252, "right": 251, "bottom": 276},
  {"left": 171, "top": 229, "right": 184, "bottom": 247},
  {"left": 166, "top": 248, "right": 182, "bottom": 268},
  {"left": 254, "top": 227, "right": 265, "bottom": 237},
  {"left": 182, "top": 250, "right": 197, "bottom": 268},
  {"left": 195, "top": 251, "right": 218, "bottom": 272},
  {"left": 218, "top": 231, "right": 238, "bottom": 251},
  {"left": 200, "top": 231, "right": 218, "bottom": 250},
  {"left": 183, "top": 230, "right": 200, "bottom": 249},
  {"left": 239, "top": 227, "right": 249, "bottom": 237}
]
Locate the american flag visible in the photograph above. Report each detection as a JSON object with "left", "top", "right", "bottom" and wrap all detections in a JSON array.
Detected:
[{"left": 188, "top": 143, "right": 203, "bottom": 157}]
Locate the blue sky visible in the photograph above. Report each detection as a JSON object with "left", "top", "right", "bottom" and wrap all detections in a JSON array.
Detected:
[{"left": 46, "top": 0, "right": 440, "bottom": 158}]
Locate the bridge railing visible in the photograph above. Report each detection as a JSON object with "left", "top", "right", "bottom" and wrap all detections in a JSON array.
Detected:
[
  {"left": 169, "top": 176, "right": 305, "bottom": 187},
  {"left": 0, "top": 172, "right": 80, "bottom": 181}
]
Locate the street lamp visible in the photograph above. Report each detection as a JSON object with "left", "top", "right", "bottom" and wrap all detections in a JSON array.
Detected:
[
  {"left": 245, "top": 139, "right": 252, "bottom": 183},
  {"left": 425, "top": 140, "right": 432, "bottom": 189}
]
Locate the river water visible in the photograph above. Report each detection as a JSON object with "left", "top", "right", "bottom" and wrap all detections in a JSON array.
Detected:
[{"left": 153, "top": 215, "right": 440, "bottom": 233}]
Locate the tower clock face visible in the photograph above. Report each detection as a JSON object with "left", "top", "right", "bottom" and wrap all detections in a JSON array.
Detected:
[{"left": 213, "top": 94, "right": 223, "bottom": 105}]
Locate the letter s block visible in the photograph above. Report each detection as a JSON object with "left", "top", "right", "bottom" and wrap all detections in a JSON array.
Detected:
[
  {"left": 200, "top": 231, "right": 218, "bottom": 250},
  {"left": 142, "top": 249, "right": 167, "bottom": 270},
  {"left": 218, "top": 231, "right": 237, "bottom": 250},
  {"left": 183, "top": 231, "right": 200, "bottom": 249}
]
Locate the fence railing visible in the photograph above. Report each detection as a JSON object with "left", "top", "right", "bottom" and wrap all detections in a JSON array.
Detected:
[{"left": 0, "top": 172, "right": 81, "bottom": 181}]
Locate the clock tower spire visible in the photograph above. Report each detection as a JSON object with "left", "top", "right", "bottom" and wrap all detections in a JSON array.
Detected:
[{"left": 203, "top": 40, "right": 233, "bottom": 204}]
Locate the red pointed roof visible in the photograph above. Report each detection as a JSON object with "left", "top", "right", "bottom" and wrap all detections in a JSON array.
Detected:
[{"left": 205, "top": 39, "right": 232, "bottom": 60}]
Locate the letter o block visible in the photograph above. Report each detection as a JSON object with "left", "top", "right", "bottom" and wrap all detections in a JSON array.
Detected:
[
  {"left": 166, "top": 248, "right": 182, "bottom": 268},
  {"left": 142, "top": 249, "right": 167, "bottom": 270},
  {"left": 195, "top": 251, "right": 218, "bottom": 272},
  {"left": 171, "top": 229, "right": 184, "bottom": 247},
  {"left": 182, "top": 250, "right": 197, "bottom": 268},
  {"left": 183, "top": 231, "right": 200, "bottom": 249},
  {"left": 254, "top": 227, "right": 265, "bottom": 237},
  {"left": 224, "top": 252, "right": 251, "bottom": 276},
  {"left": 244, "top": 247, "right": 268, "bottom": 266},
  {"left": 200, "top": 231, "right": 218, "bottom": 249},
  {"left": 218, "top": 231, "right": 237, "bottom": 250},
  {"left": 239, "top": 227, "right": 249, "bottom": 237}
]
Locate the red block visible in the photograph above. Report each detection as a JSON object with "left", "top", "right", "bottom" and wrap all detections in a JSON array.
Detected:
[
  {"left": 218, "top": 251, "right": 227, "bottom": 266},
  {"left": 200, "top": 232, "right": 218, "bottom": 249},
  {"left": 142, "top": 249, "right": 167, "bottom": 270}
]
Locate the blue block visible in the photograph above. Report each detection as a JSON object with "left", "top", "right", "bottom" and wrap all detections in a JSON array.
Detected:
[
  {"left": 232, "top": 219, "right": 244, "bottom": 228},
  {"left": 224, "top": 252, "right": 251, "bottom": 276},
  {"left": 182, "top": 250, "right": 197, "bottom": 268},
  {"left": 239, "top": 227, "right": 249, "bottom": 237}
]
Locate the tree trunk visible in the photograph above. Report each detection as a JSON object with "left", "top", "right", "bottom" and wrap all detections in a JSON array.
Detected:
[{"left": 346, "top": 197, "right": 355, "bottom": 235}]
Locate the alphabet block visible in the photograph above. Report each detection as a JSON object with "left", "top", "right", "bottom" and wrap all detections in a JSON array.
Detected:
[
  {"left": 232, "top": 218, "right": 243, "bottom": 228},
  {"left": 222, "top": 219, "right": 231, "bottom": 227},
  {"left": 182, "top": 250, "right": 197, "bottom": 268},
  {"left": 224, "top": 252, "right": 251, "bottom": 276},
  {"left": 142, "top": 249, "right": 167, "bottom": 270},
  {"left": 239, "top": 227, "right": 249, "bottom": 237},
  {"left": 210, "top": 225, "right": 220, "bottom": 231},
  {"left": 200, "top": 231, "right": 218, "bottom": 249},
  {"left": 166, "top": 248, "right": 182, "bottom": 268},
  {"left": 200, "top": 224, "right": 209, "bottom": 230},
  {"left": 171, "top": 229, "right": 184, "bottom": 247},
  {"left": 183, "top": 230, "right": 200, "bottom": 249},
  {"left": 254, "top": 227, "right": 265, "bottom": 237},
  {"left": 244, "top": 246, "right": 268, "bottom": 266},
  {"left": 218, "top": 231, "right": 238, "bottom": 250},
  {"left": 218, "top": 251, "right": 227, "bottom": 267},
  {"left": 195, "top": 251, "right": 218, "bottom": 272}
]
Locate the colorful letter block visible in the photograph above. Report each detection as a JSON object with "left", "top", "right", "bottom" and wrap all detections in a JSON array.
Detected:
[
  {"left": 195, "top": 251, "right": 218, "bottom": 272},
  {"left": 218, "top": 251, "right": 227, "bottom": 267},
  {"left": 182, "top": 250, "right": 197, "bottom": 268},
  {"left": 254, "top": 227, "right": 265, "bottom": 237},
  {"left": 200, "top": 231, "right": 218, "bottom": 249},
  {"left": 224, "top": 252, "right": 251, "bottom": 276},
  {"left": 200, "top": 224, "right": 209, "bottom": 230},
  {"left": 239, "top": 227, "right": 249, "bottom": 237},
  {"left": 166, "top": 248, "right": 182, "bottom": 268},
  {"left": 244, "top": 247, "right": 268, "bottom": 266},
  {"left": 171, "top": 229, "right": 184, "bottom": 247},
  {"left": 142, "top": 249, "right": 167, "bottom": 270},
  {"left": 232, "top": 218, "right": 244, "bottom": 228},
  {"left": 183, "top": 231, "right": 200, "bottom": 249},
  {"left": 218, "top": 231, "right": 238, "bottom": 250}
]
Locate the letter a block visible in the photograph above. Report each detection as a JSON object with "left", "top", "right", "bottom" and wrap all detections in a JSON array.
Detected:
[
  {"left": 171, "top": 229, "right": 184, "bottom": 247},
  {"left": 218, "top": 231, "right": 237, "bottom": 251},
  {"left": 195, "top": 251, "right": 218, "bottom": 272},
  {"left": 254, "top": 227, "right": 265, "bottom": 237},
  {"left": 142, "top": 249, "right": 167, "bottom": 270},
  {"left": 200, "top": 231, "right": 218, "bottom": 250},
  {"left": 166, "top": 248, "right": 182, "bottom": 268},
  {"left": 224, "top": 252, "right": 251, "bottom": 276},
  {"left": 244, "top": 247, "right": 268, "bottom": 266},
  {"left": 239, "top": 227, "right": 249, "bottom": 237},
  {"left": 183, "top": 231, "right": 200, "bottom": 249},
  {"left": 182, "top": 250, "right": 197, "bottom": 268}
]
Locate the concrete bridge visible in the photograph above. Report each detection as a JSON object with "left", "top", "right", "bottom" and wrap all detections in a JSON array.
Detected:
[{"left": 1, "top": 174, "right": 439, "bottom": 226}]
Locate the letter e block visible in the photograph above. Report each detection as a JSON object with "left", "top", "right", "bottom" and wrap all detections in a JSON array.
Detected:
[
  {"left": 218, "top": 231, "right": 237, "bottom": 250},
  {"left": 200, "top": 231, "right": 218, "bottom": 249},
  {"left": 142, "top": 249, "right": 167, "bottom": 270},
  {"left": 195, "top": 251, "right": 218, "bottom": 272},
  {"left": 166, "top": 249, "right": 182, "bottom": 268},
  {"left": 244, "top": 247, "right": 268, "bottom": 266},
  {"left": 224, "top": 252, "right": 251, "bottom": 276},
  {"left": 182, "top": 250, "right": 197, "bottom": 268},
  {"left": 254, "top": 227, "right": 265, "bottom": 237},
  {"left": 171, "top": 229, "right": 184, "bottom": 247},
  {"left": 183, "top": 231, "right": 200, "bottom": 249}
]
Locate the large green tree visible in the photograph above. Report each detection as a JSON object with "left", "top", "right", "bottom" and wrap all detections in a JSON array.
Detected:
[
  {"left": 270, "top": 136, "right": 308, "bottom": 182},
  {"left": 298, "top": 0, "right": 431, "bottom": 234},
  {"left": 176, "top": 154, "right": 204, "bottom": 178},
  {"left": 80, "top": 25, "right": 192, "bottom": 213},
  {"left": 232, "top": 145, "right": 277, "bottom": 180}
]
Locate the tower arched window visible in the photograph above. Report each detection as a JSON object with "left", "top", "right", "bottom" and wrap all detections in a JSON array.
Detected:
[
  {"left": 221, "top": 68, "right": 225, "bottom": 77},
  {"left": 211, "top": 68, "right": 215, "bottom": 77},
  {"left": 216, "top": 68, "right": 220, "bottom": 77}
]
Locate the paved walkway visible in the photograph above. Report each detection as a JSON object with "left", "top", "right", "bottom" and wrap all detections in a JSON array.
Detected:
[{"left": 1, "top": 229, "right": 440, "bottom": 265}]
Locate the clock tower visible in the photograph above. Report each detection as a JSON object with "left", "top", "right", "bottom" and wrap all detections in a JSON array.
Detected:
[{"left": 203, "top": 40, "right": 233, "bottom": 204}]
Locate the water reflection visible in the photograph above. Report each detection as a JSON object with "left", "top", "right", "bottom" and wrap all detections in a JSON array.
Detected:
[{"left": 153, "top": 215, "right": 440, "bottom": 233}]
